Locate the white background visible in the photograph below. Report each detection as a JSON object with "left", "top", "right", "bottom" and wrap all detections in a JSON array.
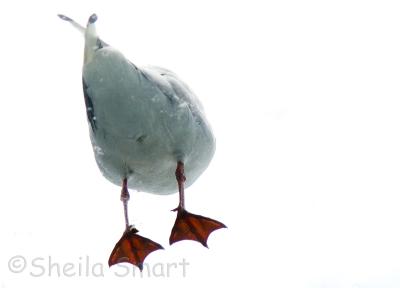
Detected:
[{"left": 1, "top": 0, "right": 400, "bottom": 287}]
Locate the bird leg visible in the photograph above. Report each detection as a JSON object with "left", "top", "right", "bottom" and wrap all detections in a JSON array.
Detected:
[
  {"left": 109, "top": 178, "right": 163, "bottom": 270},
  {"left": 169, "top": 161, "right": 226, "bottom": 247}
]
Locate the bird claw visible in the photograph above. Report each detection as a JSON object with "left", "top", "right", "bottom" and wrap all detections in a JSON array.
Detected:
[
  {"left": 108, "top": 226, "right": 163, "bottom": 271},
  {"left": 169, "top": 209, "right": 226, "bottom": 247}
]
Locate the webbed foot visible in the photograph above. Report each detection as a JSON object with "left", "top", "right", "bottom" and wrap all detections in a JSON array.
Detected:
[
  {"left": 169, "top": 208, "right": 226, "bottom": 247},
  {"left": 109, "top": 226, "right": 163, "bottom": 270}
]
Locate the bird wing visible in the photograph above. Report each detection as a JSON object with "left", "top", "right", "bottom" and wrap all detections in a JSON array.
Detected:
[
  {"left": 82, "top": 77, "right": 97, "bottom": 133},
  {"left": 140, "top": 66, "right": 205, "bottom": 115}
]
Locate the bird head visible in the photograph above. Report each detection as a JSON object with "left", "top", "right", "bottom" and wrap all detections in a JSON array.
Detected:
[
  {"left": 58, "top": 13, "right": 106, "bottom": 65},
  {"left": 84, "top": 13, "right": 101, "bottom": 65}
]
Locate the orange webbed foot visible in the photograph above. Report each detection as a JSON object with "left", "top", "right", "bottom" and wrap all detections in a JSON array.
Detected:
[
  {"left": 109, "top": 226, "right": 163, "bottom": 271},
  {"left": 169, "top": 208, "right": 226, "bottom": 247}
]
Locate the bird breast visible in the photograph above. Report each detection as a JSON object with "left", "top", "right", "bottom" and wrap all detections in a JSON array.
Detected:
[{"left": 82, "top": 47, "right": 215, "bottom": 194}]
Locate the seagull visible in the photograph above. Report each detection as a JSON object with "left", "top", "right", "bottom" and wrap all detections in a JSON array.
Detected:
[{"left": 58, "top": 13, "right": 226, "bottom": 270}]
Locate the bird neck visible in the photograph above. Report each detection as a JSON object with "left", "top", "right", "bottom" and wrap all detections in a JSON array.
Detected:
[{"left": 84, "top": 25, "right": 98, "bottom": 65}]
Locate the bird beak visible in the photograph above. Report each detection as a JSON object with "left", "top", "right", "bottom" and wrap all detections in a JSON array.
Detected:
[{"left": 57, "top": 14, "right": 85, "bottom": 35}]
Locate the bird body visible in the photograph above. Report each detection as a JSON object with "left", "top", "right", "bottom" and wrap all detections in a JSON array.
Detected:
[{"left": 83, "top": 46, "right": 215, "bottom": 194}]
